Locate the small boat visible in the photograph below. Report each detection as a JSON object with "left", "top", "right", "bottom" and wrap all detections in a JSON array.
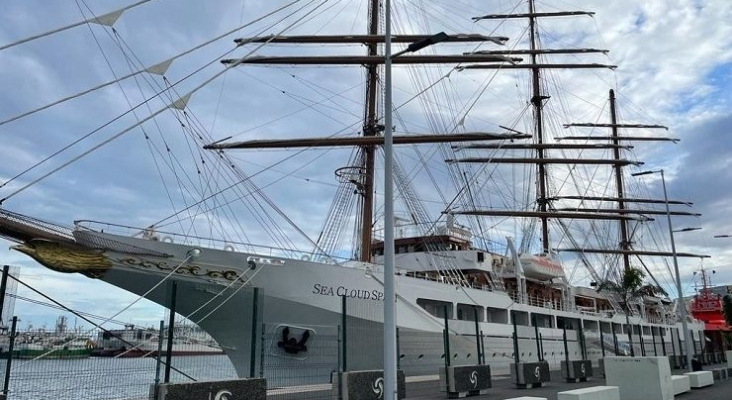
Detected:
[
  {"left": 14, "top": 338, "right": 94, "bottom": 360},
  {"left": 518, "top": 253, "right": 565, "bottom": 281},
  {"left": 92, "top": 323, "right": 223, "bottom": 358},
  {"left": 4, "top": 316, "right": 94, "bottom": 360}
]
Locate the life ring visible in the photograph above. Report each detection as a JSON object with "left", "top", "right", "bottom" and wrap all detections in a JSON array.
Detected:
[
  {"left": 224, "top": 244, "right": 235, "bottom": 252},
  {"left": 161, "top": 236, "right": 174, "bottom": 243},
  {"left": 301, "top": 255, "right": 310, "bottom": 261}
]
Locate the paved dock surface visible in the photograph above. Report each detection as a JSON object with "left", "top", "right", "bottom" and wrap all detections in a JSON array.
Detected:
[
  {"left": 268, "top": 364, "right": 732, "bottom": 400},
  {"left": 404, "top": 367, "right": 732, "bottom": 400}
]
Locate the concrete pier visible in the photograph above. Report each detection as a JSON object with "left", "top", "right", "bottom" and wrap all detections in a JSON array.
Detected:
[{"left": 266, "top": 363, "right": 732, "bottom": 400}]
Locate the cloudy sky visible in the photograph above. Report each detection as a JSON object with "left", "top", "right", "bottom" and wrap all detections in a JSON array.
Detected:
[{"left": 0, "top": 0, "right": 731, "bottom": 332}]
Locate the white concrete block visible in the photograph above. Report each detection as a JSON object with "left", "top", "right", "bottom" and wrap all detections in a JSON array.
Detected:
[
  {"left": 604, "top": 356, "right": 673, "bottom": 400},
  {"left": 671, "top": 375, "right": 690, "bottom": 395},
  {"left": 711, "top": 367, "right": 727, "bottom": 381},
  {"left": 557, "top": 386, "right": 619, "bottom": 400},
  {"left": 503, "top": 397, "right": 547, "bottom": 400},
  {"left": 684, "top": 371, "right": 714, "bottom": 388}
]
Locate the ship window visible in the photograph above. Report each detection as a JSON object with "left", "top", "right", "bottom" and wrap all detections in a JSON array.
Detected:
[
  {"left": 477, "top": 252, "right": 484, "bottom": 262},
  {"left": 417, "top": 298, "right": 453, "bottom": 319},
  {"left": 457, "top": 304, "right": 484, "bottom": 322},
  {"left": 511, "top": 310, "right": 529, "bottom": 326},
  {"left": 557, "top": 317, "right": 579, "bottom": 330},
  {"left": 532, "top": 313, "right": 554, "bottom": 328},
  {"left": 582, "top": 320, "right": 598, "bottom": 332},
  {"left": 486, "top": 307, "right": 508, "bottom": 324}
]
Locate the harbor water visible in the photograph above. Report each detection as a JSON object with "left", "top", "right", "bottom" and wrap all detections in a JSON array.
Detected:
[{"left": 0, "top": 355, "right": 237, "bottom": 400}]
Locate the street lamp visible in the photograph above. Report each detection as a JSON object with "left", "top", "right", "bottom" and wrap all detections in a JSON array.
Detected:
[
  {"left": 391, "top": 32, "right": 450, "bottom": 58},
  {"left": 383, "top": 1, "right": 448, "bottom": 397},
  {"left": 674, "top": 227, "right": 701, "bottom": 233},
  {"left": 631, "top": 169, "right": 694, "bottom": 370}
]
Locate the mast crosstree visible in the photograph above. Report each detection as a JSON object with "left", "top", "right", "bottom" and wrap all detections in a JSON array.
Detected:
[
  {"left": 559, "top": 89, "right": 702, "bottom": 283},
  {"left": 207, "top": 0, "right": 709, "bottom": 283},
  {"left": 210, "top": 1, "right": 519, "bottom": 262},
  {"left": 462, "top": 1, "right": 615, "bottom": 256},
  {"left": 450, "top": 1, "right": 707, "bottom": 287}
]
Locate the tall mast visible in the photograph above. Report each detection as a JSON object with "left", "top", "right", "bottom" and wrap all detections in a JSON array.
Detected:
[
  {"left": 557, "top": 89, "right": 691, "bottom": 270},
  {"left": 528, "top": 0, "right": 550, "bottom": 253},
  {"left": 217, "top": 10, "right": 531, "bottom": 263},
  {"left": 562, "top": 96, "right": 707, "bottom": 266},
  {"left": 359, "top": 0, "right": 381, "bottom": 262},
  {"left": 467, "top": 5, "right": 613, "bottom": 258},
  {"left": 609, "top": 89, "right": 631, "bottom": 272}
]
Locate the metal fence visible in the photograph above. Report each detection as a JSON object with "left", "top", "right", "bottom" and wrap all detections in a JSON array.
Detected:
[
  {"left": 0, "top": 270, "right": 248, "bottom": 400},
  {"left": 3, "top": 264, "right": 721, "bottom": 400},
  {"left": 0, "top": 320, "right": 240, "bottom": 400},
  {"left": 262, "top": 323, "right": 338, "bottom": 399},
  {"left": 265, "top": 294, "right": 387, "bottom": 400},
  {"left": 0, "top": 273, "right": 398, "bottom": 400}
]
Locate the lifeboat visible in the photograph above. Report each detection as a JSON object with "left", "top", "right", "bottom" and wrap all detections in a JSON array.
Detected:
[{"left": 519, "top": 254, "right": 566, "bottom": 280}]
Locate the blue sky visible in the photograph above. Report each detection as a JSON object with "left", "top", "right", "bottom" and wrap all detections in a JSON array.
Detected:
[{"left": 0, "top": 0, "right": 732, "bottom": 331}]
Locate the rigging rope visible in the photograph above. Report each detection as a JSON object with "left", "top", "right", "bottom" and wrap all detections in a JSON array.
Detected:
[
  {"left": 7, "top": 274, "right": 196, "bottom": 380},
  {"left": 0, "top": 0, "right": 310, "bottom": 191},
  {"left": 0, "top": 0, "right": 154, "bottom": 52},
  {"left": 0, "top": 0, "right": 328, "bottom": 204},
  {"left": 0, "top": 0, "right": 303, "bottom": 127}
]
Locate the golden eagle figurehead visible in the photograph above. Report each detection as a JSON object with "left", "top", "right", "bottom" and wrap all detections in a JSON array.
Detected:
[{"left": 11, "top": 239, "right": 112, "bottom": 278}]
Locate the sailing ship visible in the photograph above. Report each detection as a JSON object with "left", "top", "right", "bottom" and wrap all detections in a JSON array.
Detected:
[
  {"left": 0, "top": 0, "right": 709, "bottom": 384},
  {"left": 92, "top": 323, "right": 223, "bottom": 357}
]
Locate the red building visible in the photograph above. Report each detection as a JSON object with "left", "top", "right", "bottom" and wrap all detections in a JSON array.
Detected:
[{"left": 689, "top": 268, "right": 730, "bottom": 357}]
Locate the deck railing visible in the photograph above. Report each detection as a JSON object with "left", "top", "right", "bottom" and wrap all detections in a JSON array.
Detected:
[{"left": 73, "top": 220, "right": 348, "bottom": 264}]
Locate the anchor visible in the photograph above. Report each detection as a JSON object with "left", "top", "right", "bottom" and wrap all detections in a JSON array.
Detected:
[{"left": 277, "top": 326, "right": 311, "bottom": 354}]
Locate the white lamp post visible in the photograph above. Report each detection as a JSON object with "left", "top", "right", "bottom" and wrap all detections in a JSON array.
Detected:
[
  {"left": 631, "top": 169, "right": 694, "bottom": 371},
  {"left": 383, "top": 1, "right": 448, "bottom": 397}
]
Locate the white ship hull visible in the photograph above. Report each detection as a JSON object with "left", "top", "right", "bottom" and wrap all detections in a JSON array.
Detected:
[{"left": 63, "top": 230, "right": 703, "bottom": 385}]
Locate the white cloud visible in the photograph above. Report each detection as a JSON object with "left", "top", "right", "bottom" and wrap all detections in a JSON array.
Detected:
[{"left": 0, "top": 0, "right": 730, "bottom": 327}]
